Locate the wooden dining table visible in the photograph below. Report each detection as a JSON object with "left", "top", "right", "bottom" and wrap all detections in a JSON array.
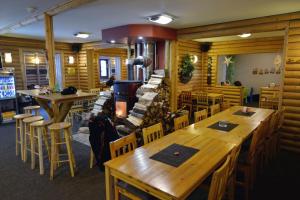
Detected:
[
  {"left": 17, "top": 89, "right": 96, "bottom": 122},
  {"left": 104, "top": 106, "right": 274, "bottom": 200},
  {"left": 192, "top": 92, "right": 224, "bottom": 105}
]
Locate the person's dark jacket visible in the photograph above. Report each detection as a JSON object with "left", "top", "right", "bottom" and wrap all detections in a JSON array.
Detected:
[{"left": 88, "top": 114, "right": 119, "bottom": 170}]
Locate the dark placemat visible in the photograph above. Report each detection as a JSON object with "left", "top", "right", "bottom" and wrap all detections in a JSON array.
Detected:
[
  {"left": 150, "top": 143, "right": 199, "bottom": 167},
  {"left": 208, "top": 121, "right": 238, "bottom": 132},
  {"left": 233, "top": 110, "right": 256, "bottom": 117}
]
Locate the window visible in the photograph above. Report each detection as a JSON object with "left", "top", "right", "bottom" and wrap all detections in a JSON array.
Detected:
[
  {"left": 23, "top": 51, "right": 49, "bottom": 88},
  {"left": 100, "top": 59, "right": 109, "bottom": 80}
]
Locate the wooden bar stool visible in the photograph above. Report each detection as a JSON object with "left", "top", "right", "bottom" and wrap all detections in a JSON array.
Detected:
[
  {"left": 23, "top": 116, "right": 44, "bottom": 162},
  {"left": 14, "top": 113, "right": 33, "bottom": 160},
  {"left": 48, "top": 122, "right": 76, "bottom": 180},
  {"left": 30, "top": 120, "right": 52, "bottom": 175},
  {"left": 24, "top": 105, "right": 41, "bottom": 116}
]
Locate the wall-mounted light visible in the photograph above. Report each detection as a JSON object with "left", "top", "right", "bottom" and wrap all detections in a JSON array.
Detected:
[
  {"left": 191, "top": 55, "right": 198, "bottom": 64},
  {"left": 148, "top": 14, "right": 174, "bottom": 25},
  {"left": 238, "top": 33, "right": 251, "bottom": 38},
  {"left": 138, "top": 36, "right": 143, "bottom": 40},
  {"left": 34, "top": 55, "right": 40, "bottom": 65},
  {"left": 4, "top": 52, "right": 12, "bottom": 63},
  {"left": 110, "top": 40, "right": 116, "bottom": 44},
  {"left": 68, "top": 56, "right": 74, "bottom": 64}
]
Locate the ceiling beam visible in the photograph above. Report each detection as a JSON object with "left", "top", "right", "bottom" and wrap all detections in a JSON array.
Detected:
[
  {"left": 0, "top": 0, "right": 96, "bottom": 34},
  {"left": 177, "top": 11, "right": 300, "bottom": 39}
]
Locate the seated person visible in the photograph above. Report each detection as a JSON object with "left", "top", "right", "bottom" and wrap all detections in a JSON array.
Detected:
[
  {"left": 106, "top": 75, "right": 115, "bottom": 87},
  {"left": 234, "top": 80, "right": 242, "bottom": 86}
]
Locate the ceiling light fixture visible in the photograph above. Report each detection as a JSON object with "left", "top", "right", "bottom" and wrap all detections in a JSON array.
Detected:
[
  {"left": 74, "top": 32, "right": 90, "bottom": 39},
  {"left": 110, "top": 40, "right": 116, "bottom": 43},
  {"left": 148, "top": 14, "right": 173, "bottom": 25},
  {"left": 238, "top": 33, "right": 251, "bottom": 38},
  {"left": 138, "top": 36, "right": 143, "bottom": 40},
  {"left": 4, "top": 53, "right": 12, "bottom": 63}
]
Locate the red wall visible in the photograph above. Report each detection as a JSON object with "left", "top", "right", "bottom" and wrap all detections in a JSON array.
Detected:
[{"left": 156, "top": 41, "right": 165, "bottom": 69}]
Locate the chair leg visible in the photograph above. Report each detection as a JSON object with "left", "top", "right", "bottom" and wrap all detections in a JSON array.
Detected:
[
  {"left": 24, "top": 123, "right": 28, "bottom": 162},
  {"left": 20, "top": 121, "right": 24, "bottom": 161},
  {"left": 50, "top": 131, "right": 56, "bottom": 180},
  {"left": 228, "top": 175, "right": 235, "bottom": 200},
  {"left": 42, "top": 127, "right": 51, "bottom": 161},
  {"left": 90, "top": 148, "right": 94, "bottom": 169},
  {"left": 37, "top": 128, "right": 44, "bottom": 175},
  {"left": 65, "top": 129, "right": 75, "bottom": 177},
  {"left": 114, "top": 178, "right": 119, "bottom": 200},
  {"left": 16, "top": 120, "right": 19, "bottom": 156},
  {"left": 30, "top": 126, "right": 36, "bottom": 169}
]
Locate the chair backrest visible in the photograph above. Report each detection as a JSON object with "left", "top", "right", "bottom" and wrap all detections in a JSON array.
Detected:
[
  {"left": 174, "top": 115, "right": 189, "bottom": 131},
  {"left": 210, "top": 104, "right": 221, "bottom": 116},
  {"left": 109, "top": 133, "right": 137, "bottom": 159},
  {"left": 247, "top": 120, "right": 268, "bottom": 163},
  {"left": 228, "top": 144, "right": 241, "bottom": 177},
  {"left": 142, "top": 122, "right": 164, "bottom": 145},
  {"left": 181, "top": 91, "right": 192, "bottom": 104},
  {"left": 89, "top": 88, "right": 101, "bottom": 95},
  {"left": 196, "top": 92, "right": 209, "bottom": 105},
  {"left": 194, "top": 109, "right": 208, "bottom": 123},
  {"left": 267, "top": 111, "right": 280, "bottom": 137},
  {"left": 208, "top": 155, "right": 231, "bottom": 200},
  {"left": 221, "top": 100, "right": 231, "bottom": 111}
]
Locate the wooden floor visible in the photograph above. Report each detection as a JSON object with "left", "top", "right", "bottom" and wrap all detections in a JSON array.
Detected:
[{"left": 0, "top": 122, "right": 299, "bottom": 200}]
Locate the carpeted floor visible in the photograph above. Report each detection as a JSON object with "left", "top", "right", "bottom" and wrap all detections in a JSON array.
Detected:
[{"left": 0, "top": 121, "right": 299, "bottom": 200}]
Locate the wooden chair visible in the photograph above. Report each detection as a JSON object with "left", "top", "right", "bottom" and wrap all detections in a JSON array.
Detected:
[
  {"left": 194, "top": 92, "right": 209, "bottom": 111},
  {"left": 181, "top": 91, "right": 193, "bottom": 116},
  {"left": 110, "top": 133, "right": 149, "bottom": 200},
  {"left": 236, "top": 120, "right": 268, "bottom": 200},
  {"left": 110, "top": 133, "right": 137, "bottom": 159},
  {"left": 14, "top": 113, "right": 32, "bottom": 160},
  {"left": 142, "top": 122, "right": 164, "bottom": 145},
  {"left": 188, "top": 155, "right": 231, "bottom": 200},
  {"left": 210, "top": 104, "right": 220, "bottom": 116},
  {"left": 174, "top": 115, "right": 189, "bottom": 131},
  {"left": 199, "top": 145, "right": 241, "bottom": 200},
  {"left": 227, "top": 145, "right": 242, "bottom": 200},
  {"left": 48, "top": 122, "right": 76, "bottom": 180},
  {"left": 30, "top": 120, "right": 52, "bottom": 175},
  {"left": 194, "top": 109, "right": 208, "bottom": 123},
  {"left": 24, "top": 105, "right": 41, "bottom": 116},
  {"left": 221, "top": 100, "right": 232, "bottom": 111},
  {"left": 274, "top": 107, "right": 285, "bottom": 154},
  {"left": 23, "top": 116, "right": 44, "bottom": 162}
]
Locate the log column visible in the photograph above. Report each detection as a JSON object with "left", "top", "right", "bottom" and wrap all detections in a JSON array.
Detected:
[{"left": 44, "top": 13, "right": 56, "bottom": 88}]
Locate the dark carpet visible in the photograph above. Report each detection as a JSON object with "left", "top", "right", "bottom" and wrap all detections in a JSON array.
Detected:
[{"left": 0, "top": 122, "right": 299, "bottom": 200}]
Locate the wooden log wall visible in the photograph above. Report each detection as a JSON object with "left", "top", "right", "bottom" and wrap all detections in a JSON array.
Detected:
[
  {"left": 206, "top": 37, "right": 284, "bottom": 86},
  {"left": 0, "top": 36, "right": 78, "bottom": 89},
  {"left": 259, "top": 86, "right": 280, "bottom": 107},
  {"left": 176, "top": 39, "right": 202, "bottom": 96},
  {"left": 211, "top": 85, "right": 244, "bottom": 105},
  {"left": 78, "top": 43, "right": 127, "bottom": 91},
  {"left": 281, "top": 20, "right": 300, "bottom": 153}
]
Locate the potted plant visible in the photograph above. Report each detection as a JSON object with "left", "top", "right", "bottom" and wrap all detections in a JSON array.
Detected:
[{"left": 179, "top": 54, "right": 194, "bottom": 83}]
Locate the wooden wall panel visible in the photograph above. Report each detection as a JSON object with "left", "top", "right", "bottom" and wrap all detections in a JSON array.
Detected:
[
  {"left": 281, "top": 21, "right": 300, "bottom": 153},
  {"left": 78, "top": 43, "right": 128, "bottom": 91},
  {"left": 176, "top": 39, "right": 202, "bottom": 97},
  {"left": 206, "top": 37, "right": 284, "bottom": 86},
  {"left": 0, "top": 36, "right": 78, "bottom": 90}
]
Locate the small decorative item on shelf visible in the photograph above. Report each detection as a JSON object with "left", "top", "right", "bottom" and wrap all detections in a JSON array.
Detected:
[
  {"left": 179, "top": 54, "right": 194, "bottom": 84},
  {"left": 207, "top": 56, "right": 212, "bottom": 85}
]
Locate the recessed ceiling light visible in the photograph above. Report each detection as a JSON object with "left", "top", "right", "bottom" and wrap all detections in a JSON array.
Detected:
[
  {"left": 138, "top": 36, "right": 143, "bottom": 40},
  {"left": 148, "top": 14, "right": 173, "bottom": 25},
  {"left": 110, "top": 40, "right": 116, "bottom": 43},
  {"left": 238, "top": 33, "right": 251, "bottom": 38},
  {"left": 74, "top": 32, "right": 90, "bottom": 38}
]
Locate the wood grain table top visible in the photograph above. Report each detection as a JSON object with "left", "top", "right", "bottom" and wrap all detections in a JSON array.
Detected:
[
  {"left": 17, "top": 89, "right": 96, "bottom": 103},
  {"left": 105, "top": 106, "right": 274, "bottom": 199}
]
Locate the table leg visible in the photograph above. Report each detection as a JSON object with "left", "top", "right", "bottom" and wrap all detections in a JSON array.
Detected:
[
  {"left": 105, "top": 166, "right": 114, "bottom": 200},
  {"left": 35, "top": 98, "right": 53, "bottom": 119}
]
